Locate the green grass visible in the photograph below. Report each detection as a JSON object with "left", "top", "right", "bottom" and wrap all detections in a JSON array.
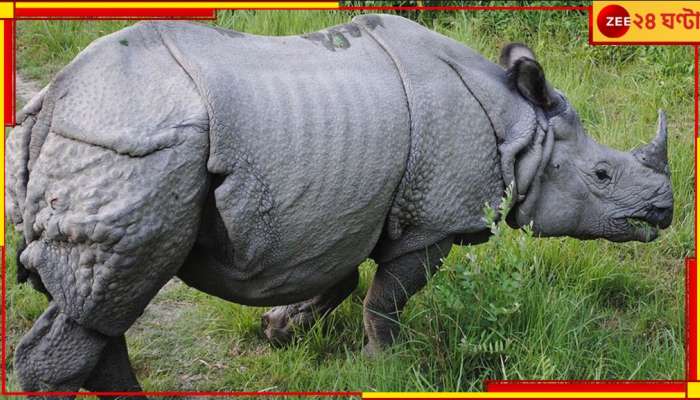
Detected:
[{"left": 6, "top": 6, "right": 693, "bottom": 393}]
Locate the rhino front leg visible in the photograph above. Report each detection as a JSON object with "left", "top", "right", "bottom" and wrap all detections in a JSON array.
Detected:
[
  {"left": 363, "top": 237, "right": 453, "bottom": 356},
  {"left": 14, "top": 303, "right": 107, "bottom": 399},
  {"left": 262, "top": 269, "right": 359, "bottom": 345}
]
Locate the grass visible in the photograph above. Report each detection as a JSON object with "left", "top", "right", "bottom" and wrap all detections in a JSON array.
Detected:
[{"left": 6, "top": 5, "right": 693, "bottom": 394}]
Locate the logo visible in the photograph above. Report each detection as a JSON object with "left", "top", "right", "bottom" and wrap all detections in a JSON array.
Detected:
[{"left": 597, "top": 4, "right": 631, "bottom": 38}]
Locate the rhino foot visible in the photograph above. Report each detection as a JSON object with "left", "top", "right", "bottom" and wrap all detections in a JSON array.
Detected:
[
  {"left": 362, "top": 342, "right": 383, "bottom": 359},
  {"left": 261, "top": 303, "right": 316, "bottom": 345},
  {"left": 261, "top": 269, "right": 359, "bottom": 345}
]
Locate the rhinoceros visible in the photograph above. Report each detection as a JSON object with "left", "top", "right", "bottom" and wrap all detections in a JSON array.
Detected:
[{"left": 6, "top": 14, "right": 673, "bottom": 394}]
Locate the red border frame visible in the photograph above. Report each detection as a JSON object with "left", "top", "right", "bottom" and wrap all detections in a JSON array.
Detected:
[
  {"left": 1, "top": 2, "right": 696, "bottom": 398},
  {"left": 15, "top": 7, "right": 216, "bottom": 19},
  {"left": 3, "top": 19, "right": 12, "bottom": 126}
]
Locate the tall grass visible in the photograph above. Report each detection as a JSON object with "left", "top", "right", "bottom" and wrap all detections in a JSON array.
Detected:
[{"left": 7, "top": 7, "right": 692, "bottom": 392}]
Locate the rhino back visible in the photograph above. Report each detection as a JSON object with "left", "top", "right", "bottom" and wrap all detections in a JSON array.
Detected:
[{"left": 156, "top": 21, "right": 411, "bottom": 302}]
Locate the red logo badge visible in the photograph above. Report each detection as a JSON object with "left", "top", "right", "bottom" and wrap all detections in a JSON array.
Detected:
[{"left": 597, "top": 4, "right": 631, "bottom": 38}]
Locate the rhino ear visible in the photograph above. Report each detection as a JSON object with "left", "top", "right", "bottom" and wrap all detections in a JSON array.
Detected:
[
  {"left": 500, "top": 43, "right": 556, "bottom": 108},
  {"left": 507, "top": 58, "right": 555, "bottom": 108},
  {"left": 499, "top": 42, "right": 537, "bottom": 68}
]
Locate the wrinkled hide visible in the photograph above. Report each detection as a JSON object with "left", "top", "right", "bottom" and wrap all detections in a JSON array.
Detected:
[
  {"left": 164, "top": 16, "right": 509, "bottom": 302},
  {"left": 8, "top": 24, "right": 210, "bottom": 335}
]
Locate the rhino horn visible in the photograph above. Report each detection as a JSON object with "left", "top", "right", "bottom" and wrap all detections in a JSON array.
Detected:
[{"left": 632, "top": 109, "right": 669, "bottom": 175}]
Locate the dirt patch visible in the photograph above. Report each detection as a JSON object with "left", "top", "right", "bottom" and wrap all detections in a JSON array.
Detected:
[
  {"left": 128, "top": 278, "right": 191, "bottom": 335},
  {"left": 15, "top": 73, "right": 41, "bottom": 104}
]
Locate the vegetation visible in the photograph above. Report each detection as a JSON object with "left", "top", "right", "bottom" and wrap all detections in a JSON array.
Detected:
[{"left": 6, "top": 4, "right": 692, "bottom": 394}]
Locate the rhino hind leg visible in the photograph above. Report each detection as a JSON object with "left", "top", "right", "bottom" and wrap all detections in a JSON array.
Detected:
[
  {"left": 261, "top": 269, "right": 359, "bottom": 345},
  {"left": 84, "top": 335, "right": 144, "bottom": 399},
  {"left": 14, "top": 303, "right": 108, "bottom": 397},
  {"left": 15, "top": 120, "right": 208, "bottom": 391},
  {"left": 363, "top": 237, "right": 453, "bottom": 356},
  {"left": 14, "top": 305, "right": 143, "bottom": 399}
]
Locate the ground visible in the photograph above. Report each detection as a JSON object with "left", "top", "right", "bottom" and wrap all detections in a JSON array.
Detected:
[{"left": 4, "top": 6, "right": 693, "bottom": 395}]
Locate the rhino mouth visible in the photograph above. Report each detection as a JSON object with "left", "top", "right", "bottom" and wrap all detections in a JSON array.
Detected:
[{"left": 620, "top": 216, "right": 659, "bottom": 242}]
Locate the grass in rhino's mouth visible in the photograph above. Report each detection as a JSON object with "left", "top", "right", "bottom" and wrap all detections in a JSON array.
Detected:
[
  {"left": 625, "top": 217, "right": 659, "bottom": 240},
  {"left": 627, "top": 217, "right": 659, "bottom": 228}
]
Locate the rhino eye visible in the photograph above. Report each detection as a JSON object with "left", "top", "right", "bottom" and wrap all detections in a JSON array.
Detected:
[{"left": 595, "top": 169, "right": 611, "bottom": 181}]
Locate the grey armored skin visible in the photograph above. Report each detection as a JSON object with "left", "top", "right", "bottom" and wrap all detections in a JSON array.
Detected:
[{"left": 5, "top": 14, "right": 673, "bottom": 396}]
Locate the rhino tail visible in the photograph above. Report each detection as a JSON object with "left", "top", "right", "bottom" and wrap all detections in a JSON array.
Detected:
[
  {"left": 6, "top": 84, "right": 53, "bottom": 297},
  {"left": 6, "top": 84, "right": 49, "bottom": 230}
]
